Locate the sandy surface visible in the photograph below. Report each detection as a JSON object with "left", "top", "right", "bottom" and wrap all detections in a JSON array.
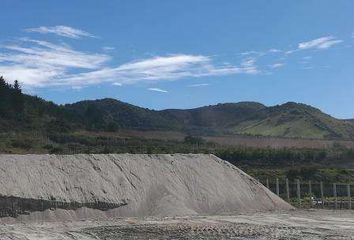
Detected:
[
  {"left": 0, "top": 210, "right": 353, "bottom": 239},
  {"left": 0, "top": 154, "right": 291, "bottom": 217}
]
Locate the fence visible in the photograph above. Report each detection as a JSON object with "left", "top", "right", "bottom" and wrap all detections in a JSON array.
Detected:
[{"left": 259, "top": 178, "right": 353, "bottom": 209}]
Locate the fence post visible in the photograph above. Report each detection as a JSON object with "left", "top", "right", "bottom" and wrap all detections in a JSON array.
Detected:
[
  {"left": 333, "top": 183, "right": 337, "bottom": 210},
  {"left": 276, "top": 178, "right": 279, "bottom": 196},
  {"left": 285, "top": 178, "right": 290, "bottom": 201},
  {"left": 320, "top": 181, "right": 324, "bottom": 208},
  {"left": 296, "top": 179, "right": 301, "bottom": 206},
  {"left": 266, "top": 178, "right": 269, "bottom": 189},
  {"left": 308, "top": 180, "right": 312, "bottom": 196},
  {"left": 347, "top": 184, "right": 351, "bottom": 210}
]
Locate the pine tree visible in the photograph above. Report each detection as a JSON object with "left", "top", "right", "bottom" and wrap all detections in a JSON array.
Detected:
[
  {"left": 13, "top": 80, "right": 20, "bottom": 91},
  {"left": 0, "top": 76, "right": 9, "bottom": 116},
  {"left": 12, "top": 80, "right": 24, "bottom": 114},
  {"left": 0, "top": 76, "right": 6, "bottom": 88}
]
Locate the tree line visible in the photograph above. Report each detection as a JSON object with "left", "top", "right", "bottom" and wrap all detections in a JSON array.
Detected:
[
  {"left": 0, "top": 76, "right": 24, "bottom": 118},
  {"left": 215, "top": 147, "right": 329, "bottom": 166}
]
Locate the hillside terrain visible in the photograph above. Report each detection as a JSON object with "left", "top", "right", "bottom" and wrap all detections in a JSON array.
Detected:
[
  {"left": 1, "top": 77, "right": 354, "bottom": 140},
  {"left": 232, "top": 102, "right": 354, "bottom": 139}
]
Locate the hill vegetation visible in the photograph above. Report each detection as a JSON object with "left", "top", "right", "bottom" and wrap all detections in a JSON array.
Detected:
[{"left": 1, "top": 77, "right": 354, "bottom": 140}]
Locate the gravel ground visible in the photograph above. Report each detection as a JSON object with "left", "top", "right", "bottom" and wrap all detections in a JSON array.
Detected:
[{"left": 1, "top": 210, "right": 354, "bottom": 239}]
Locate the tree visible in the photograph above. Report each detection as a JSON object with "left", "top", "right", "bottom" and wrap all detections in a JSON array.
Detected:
[
  {"left": 13, "top": 80, "right": 20, "bottom": 91},
  {"left": 12, "top": 80, "right": 24, "bottom": 114},
  {"left": 0, "top": 76, "right": 6, "bottom": 88},
  {"left": 85, "top": 104, "right": 104, "bottom": 129},
  {"left": 0, "top": 76, "right": 10, "bottom": 116}
]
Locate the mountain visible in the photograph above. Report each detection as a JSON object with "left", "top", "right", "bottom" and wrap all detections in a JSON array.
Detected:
[
  {"left": 1, "top": 79, "right": 354, "bottom": 139},
  {"left": 230, "top": 102, "right": 354, "bottom": 139},
  {"left": 59, "top": 99, "right": 354, "bottom": 139},
  {"left": 163, "top": 102, "right": 266, "bottom": 135},
  {"left": 65, "top": 98, "right": 182, "bottom": 131}
]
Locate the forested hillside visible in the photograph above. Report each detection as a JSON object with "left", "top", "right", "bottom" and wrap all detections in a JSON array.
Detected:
[{"left": 1, "top": 77, "right": 354, "bottom": 139}]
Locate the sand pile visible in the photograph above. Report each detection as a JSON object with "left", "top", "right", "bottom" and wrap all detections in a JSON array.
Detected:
[{"left": 0, "top": 154, "right": 292, "bottom": 219}]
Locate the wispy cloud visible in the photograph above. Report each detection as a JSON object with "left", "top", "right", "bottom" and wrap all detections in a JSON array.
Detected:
[
  {"left": 239, "top": 35, "right": 343, "bottom": 72},
  {"left": 239, "top": 58, "right": 259, "bottom": 74},
  {"left": 25, "top": 25, "right": 95, "bottom": 39},
  {"left": 103, "top": 46, "right": 115, "bottom": 51},
  {"left": 1, "top": 36, "right": 259, "bottom": 87},
  {"left": 1, "top": 39, "right": 109, "bottom": 69},
  {"left": 0, "top": 38, "right": 110, "bottom": 86},
  {"left": 268, "top": 48, "right": 282, "bottom": 53},
  {"left": 148, "top": 87, "right": 168, "bottom": 93},
  {"left": 298, "top": 36, "right": 342, "bottom": 50},
  {"left": 188, "top": 83, "right": 210, "bottom": 87},
  {"left": 270, "top": 63, "right": 285, "bottom": 69},
  {"left": 2, "top": 26, "right": 345, "bottom": 88},
  {"left": 241, "top": 51, "right": 259, "bottom": 56},
  {"left": 58, "top": 55, "right": 238, "bottom": 86}
]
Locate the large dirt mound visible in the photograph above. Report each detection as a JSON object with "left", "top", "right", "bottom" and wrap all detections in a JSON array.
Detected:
[{"left": 0, "top": 154, "right": 292, "bottom": 218}]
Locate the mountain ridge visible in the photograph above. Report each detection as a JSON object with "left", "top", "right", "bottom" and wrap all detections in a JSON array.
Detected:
[
  {"left": 1, "top": 80, "right": 354, "bottom": 139},
  {"left": 43, "top": 97, "right": 354, "bottom": 139}
]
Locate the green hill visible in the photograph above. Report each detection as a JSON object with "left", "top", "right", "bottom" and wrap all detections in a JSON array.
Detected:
[
  {"left": 65, "top": 98, "right": 182, "bottom": 131},
  {"left": 231, "top": 102, "right": 354, "bottom": 139},
  {"left": 1, "top": 77, "right": 354, "bottom": 140},
  {"left": 163, "top": 102, "right": 266, "bottom": 135}
]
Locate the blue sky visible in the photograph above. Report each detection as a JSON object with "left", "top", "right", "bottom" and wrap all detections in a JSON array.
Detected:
[{"left": 1, "top": 1, "right": 354, "bottom": 118}]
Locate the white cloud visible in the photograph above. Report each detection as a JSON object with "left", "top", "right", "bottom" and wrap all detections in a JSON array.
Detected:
[
  {"left": 2, "top": 24, "right": 270, "bottom": 89},
  {"left": 0, "top": 65, "right": 60, "bottom": 86},
  {"left": 285, "top": 49, "right": 297, "bottom": 55},
  {"left": 103, "top": 46, "right": 115, "bottom": 51},
  {"left": 241, "top": 51, "right": 258, "bottom": 56},
  {"left": 1, "top": 40, "right": 258, "bottom": 87},
  {"left": 148, "top": 87, "right": 168, "bottom": 93},
  {"left": 188, "top": 83, "right": 210, "bottom": 87},
  {"left": 3, "top": 27, "right": 348, "bottom": 90},
  {"left": 1, "top": 39, "right": 109, "bottom": 69},
  {"left": 0, "top": 39, "right": 110, "bottom": 86},
  {"left": 268, "top": 48, "right": 282, "bottom": 53},
  {"left": 240, "top": 51, "right": 265, "bottom": 57},
  {"left": 25, "top": 25, "right": 95, "bottom": 39},
  {"left": 239, "top": 58, "right": 259, "bottom": 74},
  {"left": 50, "top": 54, "right": 259, "bottom": 87},
  {"left": 298, "top": 36, "right": 342, "bottom": 50},
  {"left": 270, "top": 63, "right": 285, "bottom": 69}
]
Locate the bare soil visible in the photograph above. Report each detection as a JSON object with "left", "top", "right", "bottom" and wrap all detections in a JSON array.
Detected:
[{"left": 1, "top": 210, "right": 353, "bottom": 239}]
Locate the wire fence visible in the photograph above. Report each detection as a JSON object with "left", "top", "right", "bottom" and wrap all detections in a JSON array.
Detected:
[{"left": 259, "top": 178, "right": 353, "bottom": 209}]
